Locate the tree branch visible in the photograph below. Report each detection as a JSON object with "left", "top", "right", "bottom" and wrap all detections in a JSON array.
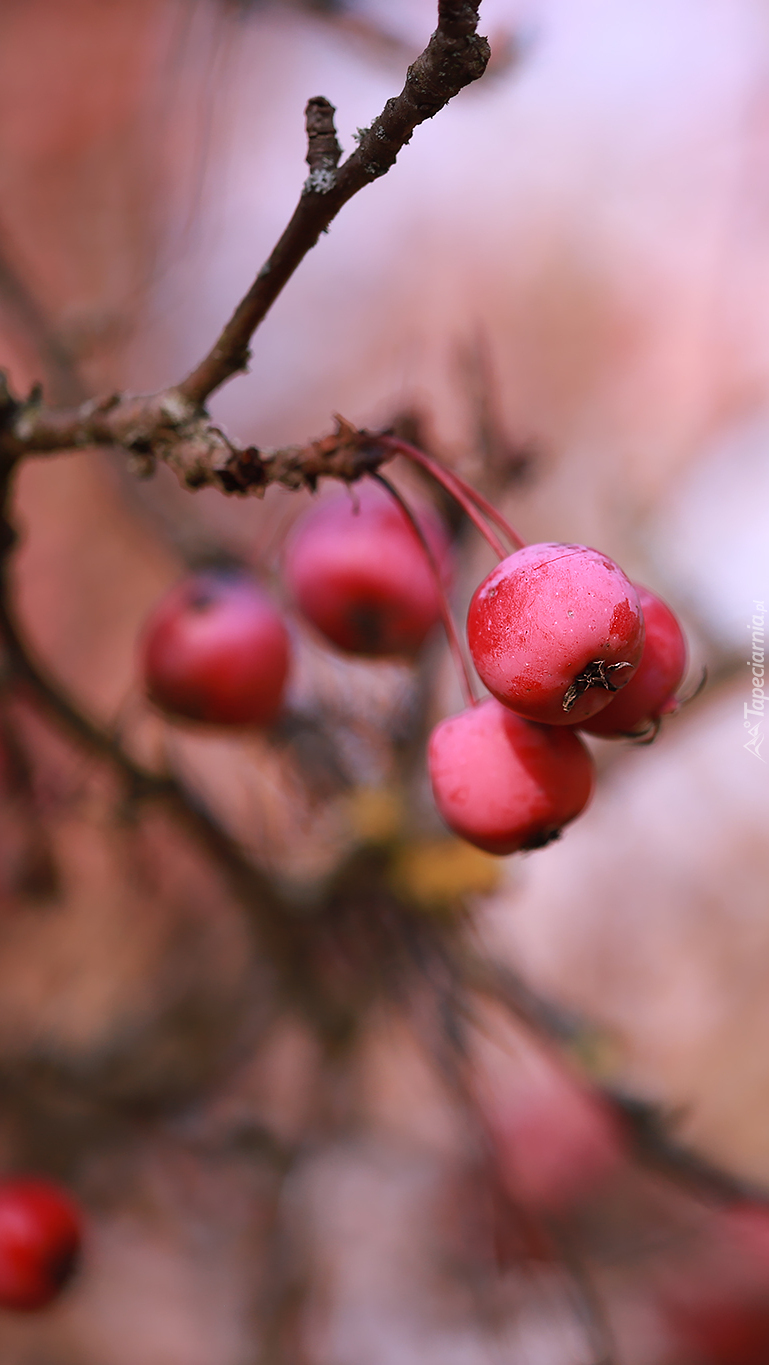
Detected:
[
  {"left": 0, "top": 382, "right": 391, "bottom": 495},
  {"left": 0, "top": 479, "right": 379, "bottom": 1043},
  {"left": 0, "top": 3, "right": 489, "bottom": 495},
  {"left": 177, "top": 0, "right": 490, "bottom": 405}
]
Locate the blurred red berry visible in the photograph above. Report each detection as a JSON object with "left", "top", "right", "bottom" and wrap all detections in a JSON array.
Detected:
[
  {"left": 284, "top": 483, "right": 451, "bottom": 657},
  {"left": 481, "top": 1071, "right": 625, "bottom": 1217},
  {"left": 141, "top": 571, "right": 290, "bottom": 725},
  {"left": 580, "top": 584, "right": 687, "bottom": 737},
  {"left": 427, "top": 697, "right": 594, "bottom": 855},
  {"left": 467, "top": 543, "right": 644, "bottom": 725},
  {"left": 0, "top": 1178, "right": 83, "bottom": 1311},
  {"left": 660, "top": 1206, "right": 769, "bottom": 1365}
]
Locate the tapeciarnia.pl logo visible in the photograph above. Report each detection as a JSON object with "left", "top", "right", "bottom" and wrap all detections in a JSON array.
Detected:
[{"left": 744, "top": 599, "right": 766, "bottom": 761}]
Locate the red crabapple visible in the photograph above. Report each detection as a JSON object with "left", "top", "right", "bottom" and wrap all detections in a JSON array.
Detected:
[
  {"left": 0, "top": 1178, "right": 83, "bottom": 1310},
  {"left": 427, "top": 697, "right": 594, "bottom": 855},
  {"left": 141, "top": 571, "right": 290, "bottom": 725},
  {"left": 580, "top": 585, "right": 687, "bottom": 737},
  {"left": 284, "top": 483, "right": 451, "bottom": 657},
  {"left": 467, "top": 543, "right": 645, "bottom": 726}
]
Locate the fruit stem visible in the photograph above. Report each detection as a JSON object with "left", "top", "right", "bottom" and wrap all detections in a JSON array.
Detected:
[
  {"left": 380, "top": 436, "right": 525, "bottom": 557},
  {"left": 371, "top": 473, "right": 477, "bottom": 708}
]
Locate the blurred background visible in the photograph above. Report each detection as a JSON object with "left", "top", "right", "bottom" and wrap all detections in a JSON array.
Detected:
[{"left": 0, "top": 0, "right": 767, "bottom": 1360}]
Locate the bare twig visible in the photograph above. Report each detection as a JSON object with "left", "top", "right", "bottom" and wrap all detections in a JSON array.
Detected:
[
  {"left": 0, "top": 4, "right": 489, "bottom": 493},
  {"left": 0, "top": 545, "right": 272, "bottom": 895},
  {"left": 178, "top": 1, "right": 490, "bottom": 405}
]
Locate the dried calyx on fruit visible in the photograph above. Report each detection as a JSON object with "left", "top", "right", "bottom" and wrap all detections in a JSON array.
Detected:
[
  {"left": 467, "top": 543, "right": 645, "bottom": 726},
  {"left": 428, "top": 697, "right": 595, "bottom": 855},
  {"left": 580, "top": 584, "right": 687, "bottom": 738},
  {"left": 141, "top": 570, "right": 290, "bottom": 726},
  {"left": 284, "top": 482, "right": 452, "bottom": 657},
  {"left": 0, "top": 1178, "right": 83, "bottom": 1311}
]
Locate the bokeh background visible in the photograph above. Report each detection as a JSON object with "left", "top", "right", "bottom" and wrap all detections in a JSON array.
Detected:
[{"left": 0, "top": 1, "right": 767, "bottom": 1360}]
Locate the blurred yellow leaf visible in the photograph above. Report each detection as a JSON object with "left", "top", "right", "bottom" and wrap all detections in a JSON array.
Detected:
[
  {"left": 346, "top": 786, "right": 404, "bottom": 844},
  {"left": 390, "top": 838, "right": 500, "bottom": 911}
]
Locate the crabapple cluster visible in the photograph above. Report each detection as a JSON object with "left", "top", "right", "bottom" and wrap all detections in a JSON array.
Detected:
[
  {"left": 431, "top": 540, "right": 687, "bottom": 855},
  {"left": 138, "top": 482, "right": 450, "bottom": 731},
  {"left": 136, "top": 460, "right": 688, "bottom": 860}
]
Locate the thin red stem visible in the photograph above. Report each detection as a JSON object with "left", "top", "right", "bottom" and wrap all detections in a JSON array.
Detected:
[
  {"left": 383, "top": 441, "right": 506, "bottom": 558},
  {"left": 371, "top": 473, "right": 477, "bottom": 708},
  {"left": 381, "top": 436, "right": 525, "bottom": 555}
]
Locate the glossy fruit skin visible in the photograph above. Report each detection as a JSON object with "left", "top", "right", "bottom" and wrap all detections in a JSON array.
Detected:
[
  {"left": 0, "top": 1178, "right": 83, "bottom": 1311},
  {"left": 580, "top": 585, "right": 687, "bottom": 736},
  {"left": 467, "top": 543, "right": 645, "bottom": 726},
  {"left": 284, "top": 483, "right": 451, "bottom": 657},
  {"left": 427, "top": 697, "right": 595, "bottom": 855},
  {"left": 141, "top": 572, "right": 290, "bottom": 726}
]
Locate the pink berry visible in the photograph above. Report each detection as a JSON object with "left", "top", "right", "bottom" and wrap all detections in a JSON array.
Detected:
[
  {"left": 580, "top": 585, "right": 687, "bottom": 737},
  {"left": 141, "top": 571, "right": 290, "bottom": 726},
  {"left": 427, "top": 697, "right": 594, "bottom": 855},
  {"left": 467, "top": 543, "right": 645, "bottom": 725},
  {"left": 284, "top": 483, "right": 451, "bottom": 657},
  {"left": 0, "top": 1178, "right": 83, "bottom": 1311}
]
